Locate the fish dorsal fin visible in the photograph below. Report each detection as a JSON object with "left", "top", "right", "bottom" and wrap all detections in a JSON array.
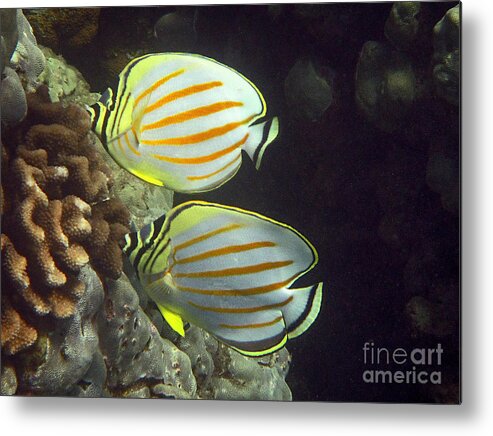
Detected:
[{"left": 157, "top": 303, "right": 185, "bottom": 337}]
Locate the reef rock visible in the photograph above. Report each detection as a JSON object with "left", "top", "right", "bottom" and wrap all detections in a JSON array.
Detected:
[
  {"left": 97, "top": 273, "right": 197, "bottom": 399},
  {"left": 97, "top": 138, "right": 174, "bottom": 229},
  {"left": 0, "top": 67, "right": 27, "bottom": 125},
  {"left": 178, "top": 326, "right": 292, "bottom": 401},
  {"left": 38, "top": 46, "right": 99, "bottom": 105},
  {"left": 284, "top": 59, "right": 333, "bottom": 122},
  {"left": 10, "top": 9, "right": 46, "bottom": 92},
  {"left": 426, "top": 150, "right": 459, "bottom": 214},
  {"left": 433, "top": 5, "right": 460, "bottom": 105},
  {"left": 0, "top": 9, "right": 45, "bottom": 126},
  {"left": 405, "top": 282, "right": 459, "bottom": 338},
  {"left": 1, "top": 87, "right": 129, "bottom": 357},
  {"left": 355, "top": 41, "right": 416, "bottom": 132},
  {"left": 25, "top": 8, "right": 100, "bottom": 52},
  {"left": 384, "top": 2, "right": 421, "bottom": 50},
  {"left": 0, "top": 9, "right": 18, "bottom": 75},
  {"left": 15, "top": 265, "right": 103, "bottom": 395},
  {"left": 154, "top": 8, "right": 197, "bottom": 52}
]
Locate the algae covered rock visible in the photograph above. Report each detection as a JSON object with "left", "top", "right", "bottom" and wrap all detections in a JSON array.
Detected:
[
  {"left": 384, "top": 1, "right": 421, "bottom": 50},
  {"left": 178, "top": 325, "right": 292, "bottom": 401},
  {"left": 0, "top": 9, "right": 45, "bottom": 126},
  {"left": 0, "top": 9, "right": 18, "bottom": 75},
  {"left": 433, "top": 4, "right": 460, "bottom": 105},
  {"left": 10, "top": 9, "right": 46, "bottom": 92},
  {"left": 38, "top": 46, "right": 99, "bottom": 105},
  {"left": 355, "top": 41, "right": 416, "bottom": 132},
  {"left": 154, "top": 8, "right": 197, "bottom": 52},
  {"left": 25, "top": 8, "right": 100, "bottom": 52},
  {"left": 284, "top": 58, "right": 333, "bottom": 122},
  {"left": 426, "top": 150, "right": 459, "bottom": 214},
  {"left": 15, "top": 265, "right": 104, "bottom": 396},
  {"left": 97, "top": 273, "right": 197, "bottom": 399},
  {"left": 0, "top": 66, "right": 27, "bottom": 125}
]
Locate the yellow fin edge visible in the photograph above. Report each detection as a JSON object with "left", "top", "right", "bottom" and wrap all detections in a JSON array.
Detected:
[
  {"left": 231, "top": 334, "right": 288, "bottom": 357},
  {"left": 157, "top": 303, "right": 185, "bottom": 337}
]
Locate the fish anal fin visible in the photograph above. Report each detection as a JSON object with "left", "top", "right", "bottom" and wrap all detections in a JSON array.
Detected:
[
  {"left": 215, "top": 315, "right": 288, "bottom": 357},
  {"left": 157, "top": 303, "right": 185, "bottom": 337},
  {"left": 230, "top": 333, "right": 288, "bottom": 357},
  {"left": 243, "top": 117, "right": 279, "bottom": 170}
]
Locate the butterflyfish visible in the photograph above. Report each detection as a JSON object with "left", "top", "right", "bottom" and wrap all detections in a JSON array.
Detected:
[
  {"left": 122, "top": 201, "right": 323, "bottom": 357},
  {"left": 87, "top": 53, "right": 279, "bottom": 193}
]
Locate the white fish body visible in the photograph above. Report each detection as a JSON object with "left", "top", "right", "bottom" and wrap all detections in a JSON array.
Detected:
[
  {"left": 88, "top": 53, "right": 279, "bottom": 193},
  {"left": 123, "top": 201, "right": 323, "bottom": 356}
]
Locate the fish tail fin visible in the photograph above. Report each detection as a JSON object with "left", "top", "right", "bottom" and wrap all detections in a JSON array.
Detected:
[
  {"left": 243, "top": 116, "right": 279, "bottom": 170},
  {"left": 284, "top": 282, "right": 323, "bottom": 339}
]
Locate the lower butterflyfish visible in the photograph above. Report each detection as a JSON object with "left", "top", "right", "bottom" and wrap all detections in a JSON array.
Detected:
[
  {"left": 87, "top": 52, "right": 279, "bottom": 193},
  {"left": 122, "top": 200, "right": 323, "bottom": 357}
]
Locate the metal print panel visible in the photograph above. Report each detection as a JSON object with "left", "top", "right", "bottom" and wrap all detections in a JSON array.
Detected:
[{"left": 0, "top": 1, "right": 461, "bottom": 403}]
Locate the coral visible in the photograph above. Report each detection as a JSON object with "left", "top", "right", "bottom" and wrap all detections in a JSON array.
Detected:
[
  {"left": 96, "top": 273, "right": 197, "bottom": 399},
  {"left": 86, "top": 199, "right": 130, "bottom": 280},
  {"left": 0, "top": 66, "right": 27, "bottom": 126},
  {"left": 0, "top": 364, "right": 18, "bottom": 395},
  {"left": 355, "top": 41, "right": 417, "bottom": 132},
  {"left": 1, "top": 87, "right": 129, "bottom": 356},
  {"left": 384, "top": 2, "right": 421, "bottom": 50},
  {"left": 1, "top": 293, "right": 38, "bottom": 356},
  {"left": 38, "top": 47, "right": 99, "bottom": 105},
  {"left": 25, "top": 8, "right": 100, "bottom": 51},
  {"left": 433, "top": 5, "right": 460, "bottom": 105},
  {"left": 11, "top": 10, "right": 46, "bottom": 92},
  {"left": 0, "top": 9, "right": 18, "bottom": 74},
  {"left": 1, "top": 10, "right": 45, "bottom": 126},
  {"left": 178, "top": 326, "right": 292, "bottom": 400},
  {"left": 95, "top": 133, "right": 173, "bottom": 228},
  {"left": 284, "top": 59, "right": 334, "bottom": 122},
  {"left": 15, "top": 265, "right": 104, "bottom": 396}
]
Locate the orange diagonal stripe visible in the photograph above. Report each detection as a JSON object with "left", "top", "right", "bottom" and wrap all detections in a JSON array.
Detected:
[
  {"left": 142, "top": 116, "right": 254, "bottom": 146},
  {"left": 175, "top": 260, "right": 293, "bottom": 278},
  {"left": 188, "top": 296, "right": 293, "bottom": 313},
  {"left": 151, "top": 133, "right": 248, "bottom": 164},
  {"left": 134, "top": 69, "right": 185, "bottom": 107},
  {"left": 177, "top": 274, "right": 299, "bottom": 296},
  {"left": 175, "top": 241, "right": 276, "bottom": 265},
  {"left": 219, "top": 315, "right": 284, "bottom": 330},
  {"left": 174, "top": 223, "right": 242, "bottom": 253},
  {"left": 144, "top": 81, "right": 223, "bottom": 114},
  {"left": 187, "top": 154, "right": 241, "bottom": 181},
  {"left": 142, "top": 101, "right": 244, "bottom": 131}
]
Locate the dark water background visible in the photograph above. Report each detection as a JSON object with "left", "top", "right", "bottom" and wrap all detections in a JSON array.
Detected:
[{"left": 47, "top": 2, "right": 460, "bottom": 402}]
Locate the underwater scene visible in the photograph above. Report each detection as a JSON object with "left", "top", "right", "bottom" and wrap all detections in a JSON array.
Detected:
[{"left": 0, "top": 2, "right": 460, "bottom": 403}]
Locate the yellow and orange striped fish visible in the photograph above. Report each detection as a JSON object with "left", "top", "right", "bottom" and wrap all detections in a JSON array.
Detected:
[
  {"left": 88, "top": 53, "right": 279, "bottom": 193},
  {"left": 122, "top": 201, "right": 323, "bottom": 356}
]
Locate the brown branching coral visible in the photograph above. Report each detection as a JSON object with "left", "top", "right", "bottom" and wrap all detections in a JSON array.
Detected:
[
  {"left": 87, "top": 199, "right": 131, "bottom": 280},
  {"left": 1, "top": 87, "right": 130, "bottom": 355}
]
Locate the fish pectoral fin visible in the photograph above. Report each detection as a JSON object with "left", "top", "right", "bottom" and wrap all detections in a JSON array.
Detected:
[
  {"left": 156, "top": 303, "right": 185, "bottom": 337},
  {"left": 243, "top": 117, "right": 279, "bottom": 170},
  {"left": 131, "top": 92, "right": 150, "bottom": 134}
]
